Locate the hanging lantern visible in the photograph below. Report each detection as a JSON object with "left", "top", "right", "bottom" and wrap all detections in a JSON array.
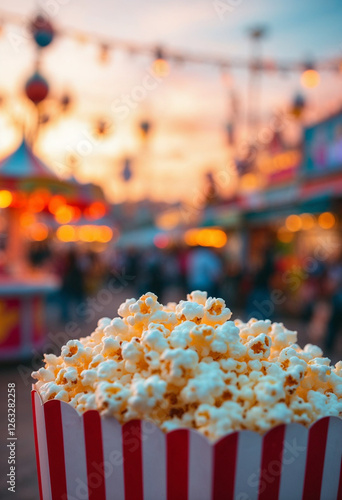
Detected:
[
  {"left": 122, "top": 158, "right": 133, "bottom": 182},
  {"left": 94, "top": 118, "right": 112, "bottom": 137},
  {"left": 25, "top": 71, "right": 49, "bottom": 105},
  {"left": 30, "top": 15, "right": 55, "bottom": 48},
  {"left": 152, "top": 47, "right": 169, "bottom": 77},
  {"left": 99, "top": 43, "right": 110, "bottom": 63},
  {"left": 291, "top": 93, "right": 306, "bottom": 118},
  {"left": 139, "top": 120, "right": 151, "bottom": 139},
  {"left": 226, "top": 122, "right": 235, "bottom": 146},
  {"left": 60, "top": 93, "right": 72, "bottom": 112},
  {"left": 300, "top": 62, "right": 320, "bottom": 88}
]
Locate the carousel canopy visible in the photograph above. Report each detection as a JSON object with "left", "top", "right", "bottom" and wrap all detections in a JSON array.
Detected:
[
  {"left": 0, "top": 140, "right": 57, "bottom": 179},
  {"left": 0, "top": 139, "right": 108, "bottom": 207}
]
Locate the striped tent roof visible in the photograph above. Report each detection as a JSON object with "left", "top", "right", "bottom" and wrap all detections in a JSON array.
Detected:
[{"left": 0, "top": 140, "right": 57, "bottom": 179}]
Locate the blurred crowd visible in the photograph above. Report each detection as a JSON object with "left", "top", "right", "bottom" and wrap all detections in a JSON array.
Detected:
[{"left": 26, "top": 238, "right": 342, "bottom": 356}]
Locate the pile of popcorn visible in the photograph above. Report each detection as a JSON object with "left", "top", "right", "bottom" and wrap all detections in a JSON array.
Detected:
[{"left": 32, "top": 291, "right": 342, "bottom": 440}]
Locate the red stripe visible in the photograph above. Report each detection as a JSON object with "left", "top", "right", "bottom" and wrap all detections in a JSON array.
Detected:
[
  {"left": 44, "top": 400, "right": 68, "bottom": 500},
  {"left": 122, "top": 420, "right": 143, "bottom": 500},
  {"left": 212, "top": 432, "right": 238, "bottom": 500},
  {"left": 83, "top": 410, "right": 107, "bottom": 500},
  {"left": 302, "top": 417, "right": 329, "bottom": 500},
  {"left": 167, "top": 429, "right": 189, "bottom": 500},
  {"left": 31, "top": 392, "right": 43, "bottom": 500},
  {"left": 258, "top": 425, "right": 285, "bottom": 500},
  {"left": 337, "top": 457, "right": 342, "bottom": 500}
]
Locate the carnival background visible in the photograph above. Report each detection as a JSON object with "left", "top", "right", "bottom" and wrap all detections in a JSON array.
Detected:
[{"left": 0, "top": 0, "right": 341, "bottom": 497}]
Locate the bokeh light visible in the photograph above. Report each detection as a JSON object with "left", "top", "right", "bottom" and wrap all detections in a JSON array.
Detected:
[
  {"left": 318, "top": 212, "right": 336, "bottom": 229},
  {"left": 301, "top": 69, "right": 320, "bottom": 88},
  {"left": 0, "top": 190, "right": 13, "bottom": 208},
  {"left": 285, "top": 214, "right": 302, "bottom": 232},
  {"left": 56, "top": 225, "right": 77, "bottom": 242}
]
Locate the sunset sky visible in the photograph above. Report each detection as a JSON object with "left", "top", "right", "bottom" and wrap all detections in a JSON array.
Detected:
[{"left": 0, "top": 0, "right": 341, "bottom": 203}]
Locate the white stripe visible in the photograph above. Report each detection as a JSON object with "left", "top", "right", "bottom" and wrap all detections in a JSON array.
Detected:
[
  {"left": 234, "top": 431, "right": 262, "bottom": 500},
  {"left": 320, "top": 417, "right": 342, "bottom": 500},
  {"left": 61, "top": 402, "right": 88, "bottom": 500},
  {"left": 102, "top": 417, "right": 125, "bottom": 500},
  {"left": 141, "top": 420, "right": 166, "bottom": 500},
  {"left": 34, "top": 392, "right": 52, "bottom": 500},
  {"left": 188, "top": 430, "right": 213, "bottom": 500},
  {"left": 278, "top": 424, "right": 308, "bottom": 500}
]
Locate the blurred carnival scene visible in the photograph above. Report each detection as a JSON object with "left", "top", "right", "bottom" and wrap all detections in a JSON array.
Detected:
[{"left": 0, "top": 0, "right": 341, "bottom": 497}]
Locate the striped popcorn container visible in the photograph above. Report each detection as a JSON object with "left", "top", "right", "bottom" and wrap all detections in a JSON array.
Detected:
[{"left": 32, "top": 389, "right": 342, "bottom": 500}]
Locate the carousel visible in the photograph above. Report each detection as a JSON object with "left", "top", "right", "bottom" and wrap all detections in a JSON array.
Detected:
[{"left": 0, "top": 138, "right": 110, "bottom": 360}]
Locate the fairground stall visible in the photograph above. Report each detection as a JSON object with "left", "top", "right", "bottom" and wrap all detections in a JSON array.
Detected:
[{"left": 0, "top": 138, "right": 110, "bottom": 359}]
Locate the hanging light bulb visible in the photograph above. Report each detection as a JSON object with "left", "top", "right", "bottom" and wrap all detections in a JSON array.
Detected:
[
  {"left": 139, "top": 120, "right": 151, "bottom": 140},
  {"left": 60, "top": 93, "right": 72, "bottom": 112},
  {"left": 29, "top": 14, "right": 55, "bottom": 48},
  {"left": 94, "top": 118, "right": 112, "bottom": 137},
  {"left": 99, "top": 43, "right": 110, "bottom": 63},
  {"left": 152, "top": 47, "right": 169, "bottom": 77},
  {"left": 301, "top": 63, "right": 320, "bottom": 88}
]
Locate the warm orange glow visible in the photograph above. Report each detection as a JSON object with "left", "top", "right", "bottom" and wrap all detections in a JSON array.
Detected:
[
  {"left": 184, "top": 229, "right": 199, "bottom": 246},
  {"left": 0, "top": 190, "right": 13, "bottom": 208},
  {"left": 152, "top": 58, "right": 169, "bottom": 77},
  {"left": 20, "top": 212, "right": 36, "bottom": 228},
  {"left": 27, "top": 223, "right": 49, "bottom": 241},
  {"left": 301, "top": 69, "right": 320, "bottom": 88},
  {"left": 300, "top": 213, "right": 315, "bottom": 230},
  {"left": 285, "top": 214, "right": 302, "bottom": 232},
  {"left": 55, "top": 205, "right": 75, "bottom": 224},
  {"left": 72, "top": 206, "right": 82, "bottom": 222},
  {"left": 240, "top": 173, "right": 259, "bottom": 191},
  {"left": 56, "top": 225, "right": 77, "bottom": 242},
  {"left": 318, "top": 212, "right": 336, "bottom": 229},
  {"left": 78, "top": 225, "right": 95, "bottom": 242},
  {"left": 277, "top": 227, "right": 294, "bottom": 243},
  {"left": 87, "top": 202, "right": 107, "bottom": 220},
  {"left": 27, "top": 191, "right": 46, "bottom": 213},
  {"left": 97, "top": 226, "right": 113, "bottom": 243},
  {"left": 11, "top": 191, "right": 27, "bottom": 208},
  {"left": 156, "top": 210, "right": 181, "bottom": 230},
  {"left": 184, "top": 228, "right": 227, "bottom": 248},
  {"left": 48, "top": 195, "right": 66, "bottom": 214},
  {"left": 154, "top": 233, "right": 169, "bottom": 248}
]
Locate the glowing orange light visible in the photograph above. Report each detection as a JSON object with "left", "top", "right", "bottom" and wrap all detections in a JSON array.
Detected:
[
  {"left": 154, "top": 234, "right": 169, "bottom": 248},
  {"left": 48, "top": 195, "right": 66, "bottom": 214},
  {"left": 56, "top": 225, "right": 77, "bottom": 242},
  {"left": 27, "top": 192, "right": 46, "bottom": 212},
  {"left": 0, "top": 190, "right": 13, "bottom": 208},
  {"left": 11, "top": 191, "right": 27, "bottom": 208},
  {"left": 277, "top": 227, "right": 294, "bottom": 243},
  {"left": 20, "top": 212, "right": 35, "bottom": 228},
  {"left": 240, "top": 173, "right": 259, "bottom": 191},
  {"left": 55, "top": 205, "right": 74, "bottom": 224},
  {"left": 152, "top": 58, "right": 169, "bottom": 77},
  {"left": 97, "top": 226, "right": 113, "bottom": 243},
  {"left": 87, "top": 202, "right": 106, "bottom": 220},
  {"left": 318, "top": 212, "right": 335, "bottom": 229},
  {"left": 78, "top": 225, "right": 95, "bottom": 242},
  {"left": 156, "top": 211, "right": 181, "bottom": 230},
  {"left": 184, "top": 229, "right": 198, "bottom": 246},
  {"left": 285, "top": 214, "right": 302, "bottom": 232},
  {"left": 301, "top": 69, "right": 320, "bottom": 88},
  {"left": 184, "top": 228, "right": 227, "bottom": 248},
  {"left": 72, "top": 206, "right": 81, "bottom": 222},
  {"left": 300, "top": 213, "right": 315, "bottom": 230},
  {"left": 28, "top": 223, "right": 48, "bottom": 241}
]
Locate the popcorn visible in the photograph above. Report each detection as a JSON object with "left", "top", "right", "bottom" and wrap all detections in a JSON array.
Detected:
[{"left": 33, "top": 291, "right": 342, "bottom": 441}]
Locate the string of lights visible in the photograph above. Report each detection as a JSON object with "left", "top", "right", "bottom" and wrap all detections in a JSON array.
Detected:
[{"left": 0, "top": 8, "right": 341, "bottom": 76}]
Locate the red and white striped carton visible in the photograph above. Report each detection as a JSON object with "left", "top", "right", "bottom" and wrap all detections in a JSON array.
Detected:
[{"left": 32, "top": 389, "right": 342, "bottom": 500}]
